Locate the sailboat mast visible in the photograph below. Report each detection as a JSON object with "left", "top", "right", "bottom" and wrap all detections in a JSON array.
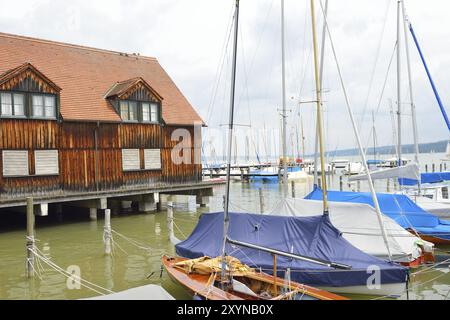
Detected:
[
  {"left": 372, "top": 110, "right": 376, "bottom": 161},
  {"left": 319, "top": 0, "right": 392, "bottom": 260},
  {"left": 396, "top": 0, "right": 402, "bottom": 168},
  {"left": 313, "top": 0, "right": 328, "bottom": 187},
  {"left": 221, "top": 0, "right": 240, "bottom": 283},
  {"left": 281, "top": 0, "right": 288, "bottom": 195},
  {"left": 401, "top": 0, "right": 421, "bottom": 192},
  {"left": 311, "top": 0, "right": 328, "bottom": 213}
]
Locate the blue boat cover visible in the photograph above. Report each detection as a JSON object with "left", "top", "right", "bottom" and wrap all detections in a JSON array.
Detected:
[
  {"left": 176, "top": 212, "right": 408, "bottom": 288},
  {"left": 305, "top": 188, "right": 450, "bottom": 240},
  {"left": 399, "top": 172, "right": 450, "bottom": 186}
]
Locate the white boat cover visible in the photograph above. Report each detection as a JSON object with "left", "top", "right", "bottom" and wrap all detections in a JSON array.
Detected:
[
  {"left": 84, "top": 284, "right": 175, "bottom": 300},
  {"left": 348, "top": 162, "right": 420, "bottom": 181},
  {"left": 267, "top": 198, "right": 433, "bottom": 262}
]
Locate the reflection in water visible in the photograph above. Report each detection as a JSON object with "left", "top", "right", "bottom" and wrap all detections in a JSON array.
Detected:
[{"left": 0, "top": 163, "right": 449, "bottom": 299}]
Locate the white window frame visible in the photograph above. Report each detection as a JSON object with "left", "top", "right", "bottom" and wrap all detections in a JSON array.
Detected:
[
  {"left": 35, "top": 150, "right": 59, "bottom": 176},
  {"left": 32, "top": 94, "right": 56, "bottom": 119},
  {"left": 0, "top": 92, "right": 26, "bottom": 118},
  {"left": 122, "top": 149, "right": 141, "bottom": 171},
  {"left": 2, "top": 150, "right": 29, "bottom": 177},
  {"left": 144, "top": 149, "right": 162, "bottom": 170}
]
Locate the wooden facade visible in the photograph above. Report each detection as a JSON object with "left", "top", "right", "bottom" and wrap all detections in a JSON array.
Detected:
[{"left": 0, "top": 64, "right": 202, "bottom": 199}]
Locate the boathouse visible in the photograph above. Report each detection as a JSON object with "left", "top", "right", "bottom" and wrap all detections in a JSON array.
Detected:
[{"left": 0, "top": 32, "right": 215, "bottom": 214}]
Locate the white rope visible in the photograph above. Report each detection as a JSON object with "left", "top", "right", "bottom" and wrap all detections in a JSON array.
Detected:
[
  {"left": 32, "top": 247, "right": 114, "bottom": 295},
  {"left": 172, "top": 220, "right": 188, "bottom": 239}
]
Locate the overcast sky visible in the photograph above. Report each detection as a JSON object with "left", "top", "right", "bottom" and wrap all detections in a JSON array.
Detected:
[{"left": 1, "top": 0, "right": 449, "bottom": 158}]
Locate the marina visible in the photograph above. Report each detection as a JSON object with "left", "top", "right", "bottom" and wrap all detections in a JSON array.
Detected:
[{"left": 1, "top": 0, "right": 450, "bottom": 303}]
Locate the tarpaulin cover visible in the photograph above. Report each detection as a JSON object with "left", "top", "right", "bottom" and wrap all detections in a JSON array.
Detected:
[
  {"left": 268, "top": 198, "right": 429, "bottom": 261},
  {"left": 176, "top": 212, "right": 408, "bottom": 288},
  {"left": 305, "top": 188, "right": 450, "bottom": 240},
  {"left": 399, "top": 172, "right": 450, "bottom": 186},
  {"left": 349, "top": 163, "right": 420, "bottom": 182}
]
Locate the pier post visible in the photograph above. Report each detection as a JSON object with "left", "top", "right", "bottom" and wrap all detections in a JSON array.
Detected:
[
  {"left": 139, "top": 193, "right": 157, "bottom": 213},
  {"left": 357, "top": 181, "right": 361, "bottom": 192},
  {"left": 440, "top": 163, "right": 443, "bottom": 172},
  {"left": 89, "top": 208, "right": 97, "bottom": 221},
  {"left": 167, "top": 201, "right": 174, "bottom": 240},
  {"left": 339, "top": 175, "right": 343, "bottom": 191},
  {"left": 425, "top": 164, "right": 428, "bottom": 173},
  {"left": 259, "top": 188, "right": 264, "bottom": 213},
  {"left": 26, "top": 197, "right": 35, "bottom": 278},
  {"left": 318, "top": 177, "right": 321, "bottom": 188},
  {"left": 445, "top": 163, "right": 447, "bottom": 171},
  {"left": 387, "top": 179, "right": 390, "bottom": 192},
  {"left": 291, "top": 181, "right": 295, "bottom": 198},
  {"left": 104, "top": 209, "right": 112, "bottom": 255},
  {"left": 432, "top": 163, "right": 435, "bottom": 172}
]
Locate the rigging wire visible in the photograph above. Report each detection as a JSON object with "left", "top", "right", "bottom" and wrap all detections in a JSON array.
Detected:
[{"left": 358, "top": 0, "right": 392, "bottom": 133}]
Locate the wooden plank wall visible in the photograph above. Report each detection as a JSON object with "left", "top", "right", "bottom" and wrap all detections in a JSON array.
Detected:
[{"left": 0, "top": 119, "right": 202, "bottom": 197}]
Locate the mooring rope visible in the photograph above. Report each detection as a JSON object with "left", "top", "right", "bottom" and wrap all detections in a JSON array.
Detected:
[{"left": 30, "top": 247, "right": 114, "bottom": 296}]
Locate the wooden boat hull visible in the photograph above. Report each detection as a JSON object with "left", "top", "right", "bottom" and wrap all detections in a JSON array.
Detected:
[{"left": 162, "top": 255, "right": 347, "bottom": 300}]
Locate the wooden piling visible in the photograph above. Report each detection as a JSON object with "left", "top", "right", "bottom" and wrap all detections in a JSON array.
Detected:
[
  {"left": 425, "top": 164, "right": 428, "bottom": 173},
  {"left": 291, "top": 181, "right": 295, "bottom": 198},
  {"left": 104, "top": 209, "right": 112, "bottom": 255},
  {"left": 432, "top": 163, "right": 435, "bottom": 172},
  {"left": 357, "top": 180, "right": 361, "bottom": 192},
  {"left": 259, "top": 188, "right": 264, "bottom": 213},
  {"left": 339, "top": 175, "right": 343, "bottom": 191},
  {"left": 167, "top": 201, "right": 174, "bottom": 240},
  {"left": 26, "top": 197, "right": 35, "bottom": 278},
  {"left": 440, "top": 163, "right": 443, "bottom": 172},
  {"left": 387, "top": 179, "right": 390, "bottom": 192}
]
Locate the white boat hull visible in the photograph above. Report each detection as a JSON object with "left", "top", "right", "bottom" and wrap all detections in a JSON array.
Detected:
[{"left": 319, "top": 282, "right": 406, "bottom": 297}]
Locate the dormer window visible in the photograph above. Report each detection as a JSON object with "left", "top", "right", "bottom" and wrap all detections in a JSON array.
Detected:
[
  {"left": 0, "top": 92, "right": 25, "bottom": 117},
  {"left": 120, "top": 100, "right": 138, "bottom": 121},
  {"left": 0, "top": 63, "right": 61, "bottom": 120},
  {"left": 105, "top": 77, "right": 163, "bottom": 124},
  {"left": 142, "top": 102, "right": 159, "bottom": 122},
  {"left": 32, "top": 94, "right": 56, "bottom": 119}
]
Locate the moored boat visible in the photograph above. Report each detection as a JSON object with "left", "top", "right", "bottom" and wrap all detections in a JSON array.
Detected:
[{"left": 162, "top": 255, "right": 347, "bottom": 300}]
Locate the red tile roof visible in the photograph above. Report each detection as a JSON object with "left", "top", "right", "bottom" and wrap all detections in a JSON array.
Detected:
[{"left": 0, "top": 32, "right": 204, "bottom": 125}]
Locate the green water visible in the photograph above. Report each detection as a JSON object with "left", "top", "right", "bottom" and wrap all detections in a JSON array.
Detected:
[{"left": 0, "top": 173, "right": 449, "bottom": 300}]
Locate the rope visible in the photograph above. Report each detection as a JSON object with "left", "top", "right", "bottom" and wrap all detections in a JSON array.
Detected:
[
  {"left": 31, "top": 247, "right": 113, "bottom": 295},
  {"left": 172, "top": 220, "right": 188, "bottom": 239}
]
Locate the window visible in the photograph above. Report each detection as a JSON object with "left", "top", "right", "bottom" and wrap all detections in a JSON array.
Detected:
[
  {"left": 120, "top": 101, "right": 129, "bottom": 120},
  {"left": 129, "top": 101, "right": 137, "bottom": 121},
  {"left": 122, "top": 149, "right": 140, "bottom": 171},
  {"left": 150, "top": 103, "right": 158, "bottom": 122},
  {"left": 144, "top": 149, "right": 161, "bottom": 170},
  {"left": 32, "top": 94, "right": 56, "bottom": 119},
  {"left": 142, "top": 103, "right": 150, "bottom": 122},
  {"left": 0, "top": 92, "right": 25, "bottom": 117},
  {"left": 120, "top": 100, "right": 138, "bottom": 121},
  {"left": 2, "top": 150, "right": 29, "bottom": 176},
  {"left": 1, "top": 93, "right": 12, "bottom": 116},
  {"left": 13, "top": 94, "right": 25, "bottom": 116},
  {"left": 35, "top": 150, "right": 59, "bottom": 175}
]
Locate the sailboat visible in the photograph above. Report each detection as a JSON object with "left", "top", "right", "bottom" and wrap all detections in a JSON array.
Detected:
[
  {"left": 174, "top": 0, "right": 409, "bottom": 297},
  {"left": 162, "top": 0, "right": 345, "bottom": 301}
]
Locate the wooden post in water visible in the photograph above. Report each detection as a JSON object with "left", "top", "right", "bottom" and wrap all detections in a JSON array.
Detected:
[
  {"left": 318, "top": 177, "right": 321, "bottom": 188},
  {"left": 387, "top": 179, "right": 391, "bottom": 192},
  {"left": 432, "top": 163, "right": 435, "bottom": 172},
  {"left": 167, "top": 201, "right": 174, "bottom": 240},
  {"left": 26, "top": 197, "right": 35, "bottom": 278},
  {"left": 357, "top": 180, "right": 361, "bottom": 192},
  {"left": 104, "top": 209, "right": 112, "bottom": 255},
  {"left": 339, "top": 175, "right": 343, "bottom": 191},
  {"left": 258, "top": 188, "right": 264, "bottom": 213},
  {"left": 440, "top": 163, "right": 443, "bottom": 172},
  {"left": 291, "top": 181, "right": 295, "bottom": 198},
  {"left": 425, "top": 164, "right": 428, "bottom": 173}
]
